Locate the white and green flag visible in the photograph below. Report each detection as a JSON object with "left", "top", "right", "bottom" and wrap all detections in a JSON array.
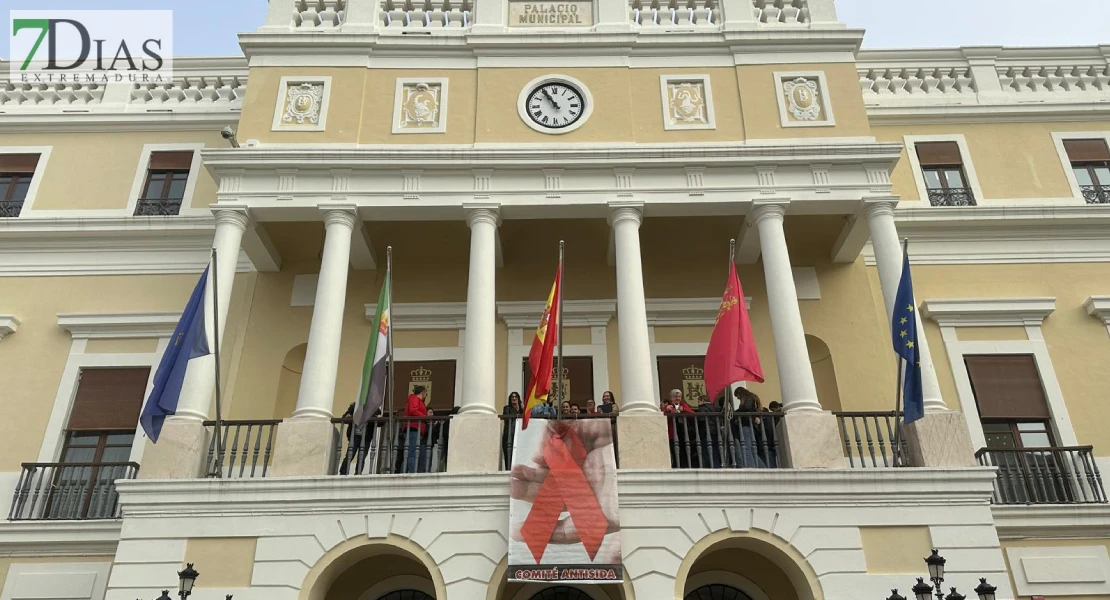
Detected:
[{"left": 354, "top": 272, "right": 391, "bottom": 427}]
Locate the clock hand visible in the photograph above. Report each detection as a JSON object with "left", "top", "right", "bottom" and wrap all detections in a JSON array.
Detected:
[{"left": 541, "top": 88, "right": 561, "bottom": 111}]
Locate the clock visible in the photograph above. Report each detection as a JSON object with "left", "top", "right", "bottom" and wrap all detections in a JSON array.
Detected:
[{"left": 517, "top": 75, "right": 593, "bottom": 134}]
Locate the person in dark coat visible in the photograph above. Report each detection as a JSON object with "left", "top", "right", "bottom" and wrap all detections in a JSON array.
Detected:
[
  {"left": 339, "top": 402, "right": 380, "bottom": 475},
  {"left": 501, "top": 392, "right": 523, "bottom": 467}
]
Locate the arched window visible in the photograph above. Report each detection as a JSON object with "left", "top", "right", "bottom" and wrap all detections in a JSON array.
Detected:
[
  {"left": 684, "top": 584, "right": 755, "bottom": 600},
  {"left": 527, "top": 586, "right": 594, "bottom": 600},
  {"left": 376, "top": 590, "right": 435, "bottom": 600}
]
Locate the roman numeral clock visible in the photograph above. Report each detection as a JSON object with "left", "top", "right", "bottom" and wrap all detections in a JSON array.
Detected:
[{"left": 517, "top": 74, "right": 594, "bottom": 134}]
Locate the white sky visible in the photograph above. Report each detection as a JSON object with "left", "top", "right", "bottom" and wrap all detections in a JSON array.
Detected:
[{"left": 3, "top": 0, "right": 1108, "bottom": 57}]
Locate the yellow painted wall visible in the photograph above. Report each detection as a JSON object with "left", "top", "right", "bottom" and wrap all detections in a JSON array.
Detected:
[
  {"left": 0, "top": 556, "right": 115, "bottom": 595},
  {"left": 183, "top": 538, "right": 257, "bottom": 588},
  {"left": 237, "top": 67, "right": 368, "bottom": 144},
  {"left": 1, "top": 131, "right": 223, "bottom": 211},
  {"left": 737, "top": 63, "right": 871, "bottom": 140},
  {"left": 956, "top": 326, "right": 1028, "bottom": 342},
  {"left": 860, "top": 526, "right": 932, "bottom": 573},
  {"left": 873, "top": 121, "right": 1110, "bottom": 202},
  {"left": 84, "top": 338, "right": 160, "bottom": 354}
]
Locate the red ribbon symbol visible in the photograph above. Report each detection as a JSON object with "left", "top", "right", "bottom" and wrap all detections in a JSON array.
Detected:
[{"left": 520, "top": 425, "right": 609, "bottom": 563}]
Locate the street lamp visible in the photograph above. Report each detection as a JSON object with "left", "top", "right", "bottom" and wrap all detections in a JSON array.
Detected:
[
  {"left": 178, "top": 563, "right": 199, "bottom": 600},
  {"left": 884, "top": 550, "right": 999, "bottom": 600}
]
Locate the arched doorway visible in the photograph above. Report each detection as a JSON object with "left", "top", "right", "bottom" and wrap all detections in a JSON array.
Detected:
[
  {"left": 677, "top": 531, "right": 822, "bottom": 600},
  {"left": 297, "top": 538, "right": 443, "bottom": 600},
  {"left": 806, "top": 334, "right": 841, "bottom": 412},
  {"left": 685, "top": 584, "right": 755, "bottom": 600},
  {"left": 526, "top": 586, "right": 595, "bottom": 600},
  {"left": 373, "top": 591, "right": 435, "bottom": 600}
]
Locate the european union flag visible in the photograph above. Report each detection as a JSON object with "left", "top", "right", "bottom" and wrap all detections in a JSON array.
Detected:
[
  {"left": 892, "top": 254, "right": 924, "bottom": 424},
  {"left": 140, "top": 267, "right": 211, "bottom": 442}
]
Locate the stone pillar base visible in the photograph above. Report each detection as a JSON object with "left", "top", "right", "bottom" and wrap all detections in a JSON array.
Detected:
[
  {"left": 617, "top": 413, "right": 671, "bottom": 469},
  {"left": 138, "top": 420, "right": 209, "bottom": 479},
  {"left": 905, "top": 411, "right": 977, "bottom": 467},
  {"left": 781, "top": 411, "right": 844, "bottom": 469},
  {"left": 446, "top": 414, "right": 502, "bottom": 473},
  {"left": 270, "top": 418, "right": 337, "bottom": 477}
]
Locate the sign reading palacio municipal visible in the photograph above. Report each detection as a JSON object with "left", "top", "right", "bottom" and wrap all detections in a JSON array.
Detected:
[{"left": 508, "top": 1, "right": 594, "bottom": 27}]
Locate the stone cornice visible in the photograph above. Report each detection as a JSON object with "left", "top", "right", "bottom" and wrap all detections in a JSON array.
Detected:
[
  {"left": 57, "top": 312, "right": 183, "bottom": 340},
  {"left": 921, "top": 298, "right": 1056, "bottom": 328},
  {"left": 0, "top": 315, "right": 19, "bottom": 340},
  {"left": 498, "top": 300, "right": 616, "bottom": 329},
  {"left": 1085, "top": 296, "right": 1110, "bottom": 324},
  {"left": 365, "top": 302, "right": 469, "bottom": 330},
  {"left": 992, "top": 504, "right": 1110, "bottom": 540},
  {"left": 0, "top": 520, "right": 122, "bottom": 556}
]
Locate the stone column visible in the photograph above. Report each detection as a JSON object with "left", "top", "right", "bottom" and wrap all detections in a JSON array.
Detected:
[
  {"left": 139, "top": 208, "right": 248, "bottom": 479},
  {"left": 271, "top": 206, "right": 357, "bottom": 476},
  {"left": 752, "top": 203, "right": 841, "bottom": 468},
  {"left": 865, "top": 201, "right": 976, "bottom": 467},
  {"left": 448, "top": 207, "right": 503, "bottom": 473},
  {"left": 608, "top": 203, "right": 670, "bottom": 469}
]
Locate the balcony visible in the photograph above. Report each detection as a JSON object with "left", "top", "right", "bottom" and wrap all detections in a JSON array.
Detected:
[
  {"left": 976, "top": 446, "right": 1108, "bottom": 505},
  {"left": 332, "top": 415, "right": 451, "bottom": 475},
  {"left": 927, "top": 187, "right": 977, "bottom": 207},
  {"left": 8, "top": 462, "right": 139, "bottom": 521},
  {"left": 1081, "top": 184, "right": 1110, "bottom": 204}
]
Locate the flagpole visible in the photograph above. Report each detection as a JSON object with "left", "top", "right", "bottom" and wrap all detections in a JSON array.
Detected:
[
  {"left": 556, "top": 240, "right": 565, "bottom": 416},
  {"left": 210, "top": 248, "right": 225, "bottom": 478},
  {"left": 385, "top": 247, "right": 396, "bottom": 472},
  {"left": 892, "top": 238, "right": 909, "bottom": 467}
]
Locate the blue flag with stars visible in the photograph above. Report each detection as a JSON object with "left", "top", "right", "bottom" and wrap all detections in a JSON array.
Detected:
[{"left": 892, "top": 254, "right": 924, "bottom": 424}]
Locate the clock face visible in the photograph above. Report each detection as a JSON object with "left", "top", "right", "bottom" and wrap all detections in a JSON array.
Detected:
[{"left": 525, "top": 81, "right": 585, "bottom": 130}]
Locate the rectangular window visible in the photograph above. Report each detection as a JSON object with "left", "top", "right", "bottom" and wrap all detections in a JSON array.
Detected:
[
  {"left": 0, "top": 153, "right": 41, "bottom": 218},
  {"left": 1063, "top": 139, "right": 1110, "bottom": 204},
  {"left": 135, "top": 151, "right": 193, "bottom": 216},
  {"left": 915, "top": 142, "right": 976, "bottom": 207}
]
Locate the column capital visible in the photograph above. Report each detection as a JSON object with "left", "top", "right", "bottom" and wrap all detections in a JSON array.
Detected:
[
  {"left": 607, "top": 202, "right": 644, "bottom": 227},
  {"left": 862, "top": 199, "right": 898, "bottom": 220},
  {"left": 212, "top": 206, "right": 250, "bottom": 231},
  {"left": 750, "top": 202, "right": 788, "bottom": 225},
  {"left": 319, "top": 204, "right": 359, "bottom": 229},
  {"left": 464, "top": 205, "right": 501, "bottom": 228}
]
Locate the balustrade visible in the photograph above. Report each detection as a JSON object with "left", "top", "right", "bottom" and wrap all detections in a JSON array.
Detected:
[
  {"left": 130, "top": 76, "right": 246, "bottom": 106},
  {"left": 293, "top": 0, "right": 348, "bottom": 27},
  {"left": 859, "top": 67, "right": 977, "bottom": 98},
  {"left": 204, "top": 420, "right": 280, "bottom": 478},
  {"left": 977, "top": 446, "right": 1107, "bottom": 505},
  {"left": 630, "top": 0, "right": 719, "bottom": 27},
  {"left": 332, "top": 415, "right": 450, "bottom": 475},
  {"left": 998, "top": 64, "right": 1110, "bottom": 94},
  {"left": 0, "top": 82, "right": 104, "bottom": 107},
  {"left": 380, "top": 0, "right": 472, "bottom": 29},
  {"left": 750, "top": 0, "right": 808, "bottom": 25},
  {"left": 834, "top": 411, "right": 909, "bottom": 468},
  {"left": 8, "top": 462, "right": 139, "bottom": 521}
]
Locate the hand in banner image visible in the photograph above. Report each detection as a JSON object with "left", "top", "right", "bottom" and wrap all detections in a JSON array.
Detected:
[{"left": 510, "top": 419, "right": 619, "bottom": 562}]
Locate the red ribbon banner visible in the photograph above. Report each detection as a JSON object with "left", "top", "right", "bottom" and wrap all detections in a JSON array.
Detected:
[{"left": 520, "top": 426, "right": 609, "bottom": 563}]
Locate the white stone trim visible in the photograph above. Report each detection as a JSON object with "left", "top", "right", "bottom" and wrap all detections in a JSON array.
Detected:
[
  {"left": 659, "top": 74, "right": 716, "bottom": 131},
  {"left": 0, "top": 315, "right": 19, "bottom": 340},
  {"left": 0, "top": 146, "right": 51, "bottom": 215},
  {"left": 993, "top": 504, "right": 1110, "bottom": 540},
  {"left": 1005, "top": 545, "right": 1110, "bottom": 597},
  {"left": 358, "top": 575, "right": 436, "bottom": 600},
  {"left": 0, "top": 560, "right": 112, "bottom": 600},
  {"left": 365, "top": 301, "right": 469, "bottom": 330},
  {"left": 123, "top": 143, "right": 208, "bottom": 217},
  {"left": 1085, "top": 295, "right": 1110, "bottom": 338},
  {"left": 1051, "top": 131, "right": 1110, "bottom": 201},
  {"left": 0, "top": 520, "right": 122, "bottom": 556},
  {"left": 391, "top": 77, "right": 449, "bottom": 135},
  {"left": 498, "top": 299, "right": 615, "bottom": 329},
  {"left": 922, "top": 298, "right": 1077, "bottom": 453},
  {"left": 36, "top": 342, "right": 166, "bottom": 466},
  {"left": 271, "top": 76, "right": 332, "bottom": 132},
  {"left": 683, "top": 570, "right": 771, "bottom": 600},
  {"left": 510, "top": 584, "right": 609, "bottom": 600},
  {"left": 648, "top": 339, "right": 709, "bottom": 403},
  {"left": 516, "top": 74, "right": 595, "bottom": 135},
  {"left": 773, "top": 71, "right": 835, "bottom": 128},
  {"left": 57, "top": 312, "right": 182, "bottom": 339},
  {"left": 920, "top": 298, "right": 1056, "bottom": 328},
  {"left": 901, "top": 134, "right": 986, "bottom": 209}
]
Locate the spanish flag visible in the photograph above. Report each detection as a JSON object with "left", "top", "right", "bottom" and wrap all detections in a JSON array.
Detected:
[{"left": 522, "top": 265, "right": 561, "bottom": 429}]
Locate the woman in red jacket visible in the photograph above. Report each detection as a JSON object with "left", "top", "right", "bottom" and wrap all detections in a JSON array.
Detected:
[
  {"left": 403, "top": 385, "right": 430, "bottom": 473},
  {"left": 662, "top": 389, "right": 694, "bottom": 468}
]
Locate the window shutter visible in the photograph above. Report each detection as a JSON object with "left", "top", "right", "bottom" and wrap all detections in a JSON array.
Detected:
[
  {"left": 66, "top": 368, "right": 151, "bottom": 430},
  {"left": 0, "top": 154, "right": 40, "bottom": 174},
  {"left": 1063, "top": 139, "right": 1110, "bottom": 163},
  {"left": 915, "top": 142, "right": 963, "bottom": 166},
  {"left": 965, "top": 355, "right": 1050, "bottom": 420},
  {"left": 148, "top": 151, "right": 194, "bottom": 171}
]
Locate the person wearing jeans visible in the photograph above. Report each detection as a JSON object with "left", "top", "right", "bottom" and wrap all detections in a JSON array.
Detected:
[{"left": 403, "top": 386, "right": 430, "bottom": 473}]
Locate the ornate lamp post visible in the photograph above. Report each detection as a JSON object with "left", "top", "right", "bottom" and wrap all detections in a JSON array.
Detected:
[
  {"left": 885, "top": 549, "right": 998, "bottom": 600},
  {"left": 140, "top": 563, "right": 231, "bottom": 600}
]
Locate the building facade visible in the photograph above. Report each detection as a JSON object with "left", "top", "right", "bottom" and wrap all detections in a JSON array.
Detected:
[{"left": 2, "top": 1, "right": 1110, "bottom": 600}]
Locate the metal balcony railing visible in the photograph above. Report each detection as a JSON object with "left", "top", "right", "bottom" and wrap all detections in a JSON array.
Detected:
[
  {"left": 835, "top": 411, "right": 910, "bottom": 468},
  {"left": 0, "top": 198, "right": 23, "bottom": 218},
  {"left": 204, "top": 420, "right": 280, "bottom": 478},
  {"left": 332, "top": 415, "right": 450, "bottom": 475},
  {"left": 666, "top": 412, "right": 783, "bottom": 469},
  {"left": 499, "top": 414, "right": 619, "bottom": 471},
  {"left": 976, "top": 446, "right": 1107, "bottom": 505},
  {"left": 927, "top": 187, "right": 977, "bottom": 206},
  {"left": 1081, "top": 184, "right": 1110, "bottom": 204},
  {"left": 8, "top": 462, "right": 139, "bottom": 520},
  {"left": 134, "top": 197, "right": 183, "bottom": 216}
]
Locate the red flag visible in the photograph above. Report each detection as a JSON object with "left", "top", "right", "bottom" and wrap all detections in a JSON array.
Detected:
[
  {"left": 522, "top": 265, "right": 561, "bottom": 429},
  {"left": 704, "top": 260, "right": 763, "bottom": 401}
]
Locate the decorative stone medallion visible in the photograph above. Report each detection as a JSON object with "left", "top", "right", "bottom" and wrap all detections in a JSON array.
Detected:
[
  {"left": 283, "top": 83, "right": 324, "bottom": 125},
  {"left": 783, "top": 77, "right": 820, "bottom": 121},
  {"left": 659, "top": 74, "right": 715, "bottom": 130},
  {"left": 774, "top": 71, "right": 834, "bottom": 128},
  {"left": 393, "top": 78, "right": 449, "bottom": 134}
]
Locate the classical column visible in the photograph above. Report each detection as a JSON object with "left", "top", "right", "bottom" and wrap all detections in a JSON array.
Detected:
[
  {"left": 139, "top": 207, "right": 247, "bottom": 479},
  {"left": 864, "top": 201, "right": 945, "bottom": 412},
  {"left": 865, "top": 200, "right": 975, "bottom": 467},
  {"left": 294, "top": 208, "right": 357, "bottom": 419},
  {"left": 607, "top": 204, "right": 670, "bottom": 469},
  {"left": 447, "top": 207, "right": 503, "bottom": 473},
  {"left": 751, "top": 203, "right": 821, "bottom": 412},
  {"left": 459, "top": 207, "right": 499, "bottom": 415},
  {"left": 751, "top": 203, "right": 841, "bottom": 468}
]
